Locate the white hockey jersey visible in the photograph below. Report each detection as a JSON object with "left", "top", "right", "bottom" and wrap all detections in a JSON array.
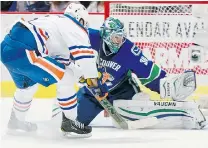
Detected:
[{"left": 19, "top": 15, "right": 98, "bottom": 79}]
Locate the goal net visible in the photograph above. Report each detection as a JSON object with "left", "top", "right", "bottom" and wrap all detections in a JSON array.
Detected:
[{"left": 104, "top": 1, "right": 208, "bottom": 109}]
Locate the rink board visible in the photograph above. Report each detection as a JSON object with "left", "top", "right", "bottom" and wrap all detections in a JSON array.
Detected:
[{"left": 0, "top": 81, "right": 207, "bottom": 101}]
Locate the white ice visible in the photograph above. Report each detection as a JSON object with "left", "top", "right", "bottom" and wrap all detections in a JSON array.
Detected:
[{"left": 0, "top": 98, "right": 208, "bottom": 148}]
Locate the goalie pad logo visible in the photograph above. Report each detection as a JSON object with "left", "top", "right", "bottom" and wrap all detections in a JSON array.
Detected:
[
  {"left": 166, "top": 82, "right": 171, "bottom": 97},
  {"left": 154, "top": 101, "right": 176, "bottom": 106}
]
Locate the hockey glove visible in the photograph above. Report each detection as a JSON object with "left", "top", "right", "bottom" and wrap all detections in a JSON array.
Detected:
[
  {"left": 91, "top": 73, "right": 109, "bottom": 100},
  {"left": 79, "top": 67, "right": 110, "bottom": 100}
]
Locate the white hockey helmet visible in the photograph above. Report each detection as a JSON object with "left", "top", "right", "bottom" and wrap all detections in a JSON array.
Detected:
[{"left": 64, "top": 3, "right": 89, "bottom": 29}]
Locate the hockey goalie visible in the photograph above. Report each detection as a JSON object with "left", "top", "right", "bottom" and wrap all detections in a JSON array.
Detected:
[
  {"left": 72, "top": 16, "right": 207, "bottom": 130},
  {"left": 50, "top": 12, "right": 207, "bottom": 130}
]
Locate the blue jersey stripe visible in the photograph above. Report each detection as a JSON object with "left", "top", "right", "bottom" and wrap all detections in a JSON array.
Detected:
[
  {"left": 74, "top": 55, "right": 95, "bottom": 60},
  {"left": 68, "top": 46, "right": 92, "bottom": 50},
  {"left": 57, "top": 93, "right": 77, "bottom": 101},
  {"left": 54, "top": 57, "right": 70, "bottom": 61},
  {"left": 14, "top": 97, "right": 32, "bottom": 104},
  {"left": 68, "top": 45, "right": 92, "bottom": 50}
]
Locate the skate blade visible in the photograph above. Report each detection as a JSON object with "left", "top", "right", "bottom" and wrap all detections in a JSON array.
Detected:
[{"left": 61, "top": 129, "right": 92, "bottom": 138}]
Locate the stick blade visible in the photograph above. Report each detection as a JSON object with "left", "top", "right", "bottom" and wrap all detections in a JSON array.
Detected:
[{"left": 127, "top": 117, "right": 159, "bottom": 130}]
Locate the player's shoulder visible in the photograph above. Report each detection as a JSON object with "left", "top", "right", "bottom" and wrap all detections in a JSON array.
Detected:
[
  {"left": 88, "top": 28, "right": 100, "bottom": 34},
  {"left": 88, "top": 28, "right": 100, "bottom": 39},
  {"left": 88, "top": 28, "right": 101, "bottom": 51},
  {"left": 123, "top": 38, "right": 134, "bottom": 46},
  {"left": 120, "top": 38, "right": 142, "bottom": 58},
  {"left": 57, "top": 14, "right": 88, "bottom": 35}
]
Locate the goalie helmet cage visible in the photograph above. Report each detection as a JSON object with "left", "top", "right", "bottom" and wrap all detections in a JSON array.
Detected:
[{"left": 103, "top": 1, "right": 208, "bottom": 75}]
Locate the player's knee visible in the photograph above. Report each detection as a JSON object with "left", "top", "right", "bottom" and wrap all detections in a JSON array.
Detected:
[
  {"left": 15, "top": 84, "right": 38, "bottom": 99},
  {"left": 57, "top": 69, "right": 77, "bottom": 98},
  {"left": 77, "top": 96, "right": 103, "bottom": 126}
]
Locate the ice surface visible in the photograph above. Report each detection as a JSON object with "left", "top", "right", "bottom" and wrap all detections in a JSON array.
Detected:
[{"left": 0, "top": 98, "right": 207, "bottom": 148}]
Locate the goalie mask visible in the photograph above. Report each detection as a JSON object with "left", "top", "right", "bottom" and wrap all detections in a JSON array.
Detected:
[
  {"left": 100, "top": 17, "right": 127, "bottom": 56},
  {"left": 64, "top": 3, "right": 89, "bottom": 30}
]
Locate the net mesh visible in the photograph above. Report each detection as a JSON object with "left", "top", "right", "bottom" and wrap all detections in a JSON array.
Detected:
[
  {"left": 109, "top": 2, "right": 208, "bottom": 75},
  {"left": 110, "top": 3, "right": 193, "bottom": 15}
]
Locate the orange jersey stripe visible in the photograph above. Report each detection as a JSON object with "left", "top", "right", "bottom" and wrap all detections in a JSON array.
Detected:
[
  {"left": 28, "top": 50, "right": 37, "bottom": 63},
  {"left": 71, "top": 50, "right": 94, "bottom": 56},
  {"left": 59, "top": 99, "right": 77, "bottom": 107},
  {"left": 37, "top": 58, "right": 64, "bottom": 80},
  {"left": 28, "top": 51, "right": 64, "bottom": 80},
  {"left": 39, "top": 28, "right": 48, "bottom": 41}
]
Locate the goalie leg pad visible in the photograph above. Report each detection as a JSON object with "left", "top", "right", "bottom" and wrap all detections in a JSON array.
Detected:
[{"left": 113, "top": 100, "right": 206, "bottom": 129}]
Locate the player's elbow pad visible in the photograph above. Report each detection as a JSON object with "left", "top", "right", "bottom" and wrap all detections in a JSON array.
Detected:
[{"left": 76, "top": 58, "right": 99, "bottom": 79}]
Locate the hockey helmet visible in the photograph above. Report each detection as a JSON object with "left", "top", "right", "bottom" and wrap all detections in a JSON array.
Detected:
[
  {"left": 64, "top": 3, "right": 89, "bottom": 29},
  {"left": 100, "top": 17, "right": 126, "bottom": 55}
]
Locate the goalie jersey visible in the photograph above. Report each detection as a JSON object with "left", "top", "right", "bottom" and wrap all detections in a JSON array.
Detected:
[
  {"left": 19, "top": 15, "right": 98, "bottom": 79},
  {"left": 85, "top": 28, "right": 167, "bottom": 100}
]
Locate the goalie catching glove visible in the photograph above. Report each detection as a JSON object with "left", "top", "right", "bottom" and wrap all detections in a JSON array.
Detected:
[
  {"left": 79, "top": 67, "right": 110, "bottom": 100},
  {"left": 160, "top": 70, "right": 197, "bottom": 101}
]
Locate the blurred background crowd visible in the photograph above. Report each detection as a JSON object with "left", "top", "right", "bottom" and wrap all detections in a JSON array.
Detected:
[{"left": 1, "top": 1, "right": 104, "bottom": 12}]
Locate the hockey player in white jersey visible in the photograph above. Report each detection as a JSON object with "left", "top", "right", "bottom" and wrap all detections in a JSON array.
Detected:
[{"left": 0, "top": 3, "right": 108, "bottom": 137}]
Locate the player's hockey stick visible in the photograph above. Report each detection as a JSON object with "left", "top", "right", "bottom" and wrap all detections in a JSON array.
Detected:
[{"left": 85, "top": 84, "right": 159, "bottom": 130}]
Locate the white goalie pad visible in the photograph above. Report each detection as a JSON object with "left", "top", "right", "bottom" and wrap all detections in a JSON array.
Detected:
[
  {"left": 160, "top": 71, "right": 196, "bottom": 101},
  {"left": 113, "top": 100, "right": 207, "bottom": 129}
]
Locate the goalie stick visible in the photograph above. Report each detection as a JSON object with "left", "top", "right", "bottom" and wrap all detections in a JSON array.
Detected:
[{"left": 85, "top": 84, "right": 159, "bottom": 130}]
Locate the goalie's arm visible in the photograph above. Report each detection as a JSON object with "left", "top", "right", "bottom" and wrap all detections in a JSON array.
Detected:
[{"left": 125, "top": 42, "right": 167, "bottom": 93}]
